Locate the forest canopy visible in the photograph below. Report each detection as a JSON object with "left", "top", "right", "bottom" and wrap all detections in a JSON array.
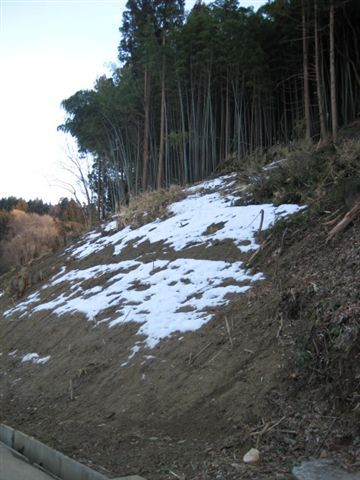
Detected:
[{"left": 59, "top": 0, "right": 360, "bottom": 219}]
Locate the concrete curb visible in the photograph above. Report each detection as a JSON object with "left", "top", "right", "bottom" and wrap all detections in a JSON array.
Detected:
[
  {"left": 292, "top": 459, "right": 360, "bottom": 480},
  {"left": 0, "top": 424, "right": 146, "bottom": 480}
]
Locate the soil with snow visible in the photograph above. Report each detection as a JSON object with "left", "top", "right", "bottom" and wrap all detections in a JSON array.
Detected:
[{"left": 0, "top": 174, "right": 358, "bottom": 479}]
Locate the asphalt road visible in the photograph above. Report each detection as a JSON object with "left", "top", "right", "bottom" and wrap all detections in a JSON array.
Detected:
[{"left": 0, "top": 442, "right": 56, "bottom": 480}]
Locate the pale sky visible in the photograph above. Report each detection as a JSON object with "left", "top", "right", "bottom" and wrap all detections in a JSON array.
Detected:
[{"left": 0, "top": 0, "right": 264, "bottom": 204}]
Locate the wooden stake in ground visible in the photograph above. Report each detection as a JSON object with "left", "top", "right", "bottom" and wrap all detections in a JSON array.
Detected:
[
  {"left": 225, "top": 316, "right": 233, "bottom": 349},
  {"left": 258, "top": 209, "right": 264, "bottom": 242}
]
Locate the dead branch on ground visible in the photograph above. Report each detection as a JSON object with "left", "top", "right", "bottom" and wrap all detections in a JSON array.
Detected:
[{"left": 326, "top": 200, "right": 360, "bottom": 243}]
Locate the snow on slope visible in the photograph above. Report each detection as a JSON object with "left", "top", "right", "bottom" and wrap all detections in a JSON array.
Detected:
[
  {"left": 70, "top": 176, "right": 300, "bottom": 259},
  {"left": 4, "top": 175, "right": 305, "bottom": 352}
]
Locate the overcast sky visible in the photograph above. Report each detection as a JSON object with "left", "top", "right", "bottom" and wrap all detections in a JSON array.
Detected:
[{"left": 0, "top": 0, "right": 265, "bottom": 204}]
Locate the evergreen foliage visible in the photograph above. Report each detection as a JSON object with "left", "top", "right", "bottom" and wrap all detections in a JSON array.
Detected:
[
  {"left": 0, "top": 197, "right": 85, "bottom": 224},
  {"left": 59, "top": 0, "right": 360, "bottom": 218},
  {"left": 0, "top": 197, "right": 51, "bottom": 215}
]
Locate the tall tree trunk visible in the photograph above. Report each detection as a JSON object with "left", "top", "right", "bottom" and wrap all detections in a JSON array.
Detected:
[
  {"left": 97, "top": 158, "right": 102, "bottom": 221},
  {"left": 343, "top": 7, "right": 360, "bottom": 89},
  {"left": 314, "top": 0, "right": 327, "bottom": 142},
  {"left": 177, "top": 78, "right": 188, "bottom": 184},
  {"left": 302, "top": 0, "right": 311, "bottom": 143},
  {"left": 157, "top": 35, "right": 166, "bottom": 190},
  {"left": 225, "top": 70, "right": 229, "bottom": 160},
  {"left": 282, "top": 82, "right": 288, "bottom": 142},
  {"left": 142, "top": 66, "right": 150, "bottom": 191},
  {"left": 329, "top": 0, "right": 338, "bottom": 144}
]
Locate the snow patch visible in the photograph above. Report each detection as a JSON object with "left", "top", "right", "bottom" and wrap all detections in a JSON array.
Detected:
[
  {"left": 7, "top": 258, "right": 260, "bottom": 348},
  {"left": 121, "top": 343, "right": 142, "bottom": 366},
  {"left": 21, "top": 353, "right": 50, "bottom": 364},
  {"left": 103, "top": 220, "right": 117, "bottom": 232},
  {"left": 187, "top": 174, "right": 235, "bottom": 192},
  {"left": 66, "top": 175, "right": 303, "bottom": 260}
]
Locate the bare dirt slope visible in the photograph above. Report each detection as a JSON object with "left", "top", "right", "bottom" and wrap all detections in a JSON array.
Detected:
[{"left": 0, "top": 174, "right": 359, "bottom": 480}]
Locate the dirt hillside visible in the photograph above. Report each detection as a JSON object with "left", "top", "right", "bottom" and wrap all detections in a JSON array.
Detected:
[{"left": 0, "top": 159, "right": 359, "bottom": 479}]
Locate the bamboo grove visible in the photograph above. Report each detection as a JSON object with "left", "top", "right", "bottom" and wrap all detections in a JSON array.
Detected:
[{"left": 58, "top": 0, "right": 360, "bottom": 218}]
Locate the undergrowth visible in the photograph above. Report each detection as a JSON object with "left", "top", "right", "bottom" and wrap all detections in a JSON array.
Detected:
[
  {"left": 291, "top": 297, "right": 359, "bottom": 409},
  {"left": 221, "top": 122, "right": 360, "bottom": 219},
  {"left": 115, "top": 185, "right": 185, "bottom": 229},
  {"left": 249, "top": 136, "right": 360, "bottom": 213}
]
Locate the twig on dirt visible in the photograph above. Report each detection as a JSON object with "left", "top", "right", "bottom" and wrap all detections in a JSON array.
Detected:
[
  {"left": 169, "top": 470, "right": 185, "bottom": 479},
  {"left": 244, "top": 348, "right": 254, "bottom": 354},
  {"left": 225, "top": 316, "right": 233, "bottom": 349},
  {"left": 250, "top": 416, "right": 286, "bottom": 436},
  {"left": 322, "top": 209, "right": 342, "bottom": 226},
  {"left": 264, "top": 416, "right": 286, "bottom": 434},
  {"left": 276, "top": 313, "right": 284, "bottom": 339},
  {"left": 250, "top": 421, "right": 270, "bottom": 448},
  {"left": 278, "top": 429, "right": 298, "bottom": 435},
  {"left": 189, "top": 342, "right": 212, "bottom": 365},
  {"left": 69, "top": 379, "right": 74, "bottom": 401},
  {"left": 315, "top": 417, "right": 337, "bottom": 456},
  {"left": 250, "top": 416, "right": 286, "bottom": 448},
  {"left": 312, "top": 337, "right": 320, "bottom": 357},
  {"left": 306, "top": 414, "right": 337, "bottom": 419},
  {"left": 205, "top": 349, "right": 223, "bottom": 366}
]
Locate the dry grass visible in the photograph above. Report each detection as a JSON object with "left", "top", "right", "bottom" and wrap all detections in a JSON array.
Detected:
[
  {"left": 0, "top": 210, "right": 60, "bottom": 271},
  {"left": 115, "top": 185, "right": 185, "bottom": 229},
  {"left": 0, "top": 210, "right": 85, "bottom": 276},
  {"left": 216, "top": 140, "right": 312, "bottom": 178},
  {"left": 56, "top": 220, "right": 85, "bottom": 245},
  {"left": 248, "top": 135, "right": 360, "bottom": 210}
]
